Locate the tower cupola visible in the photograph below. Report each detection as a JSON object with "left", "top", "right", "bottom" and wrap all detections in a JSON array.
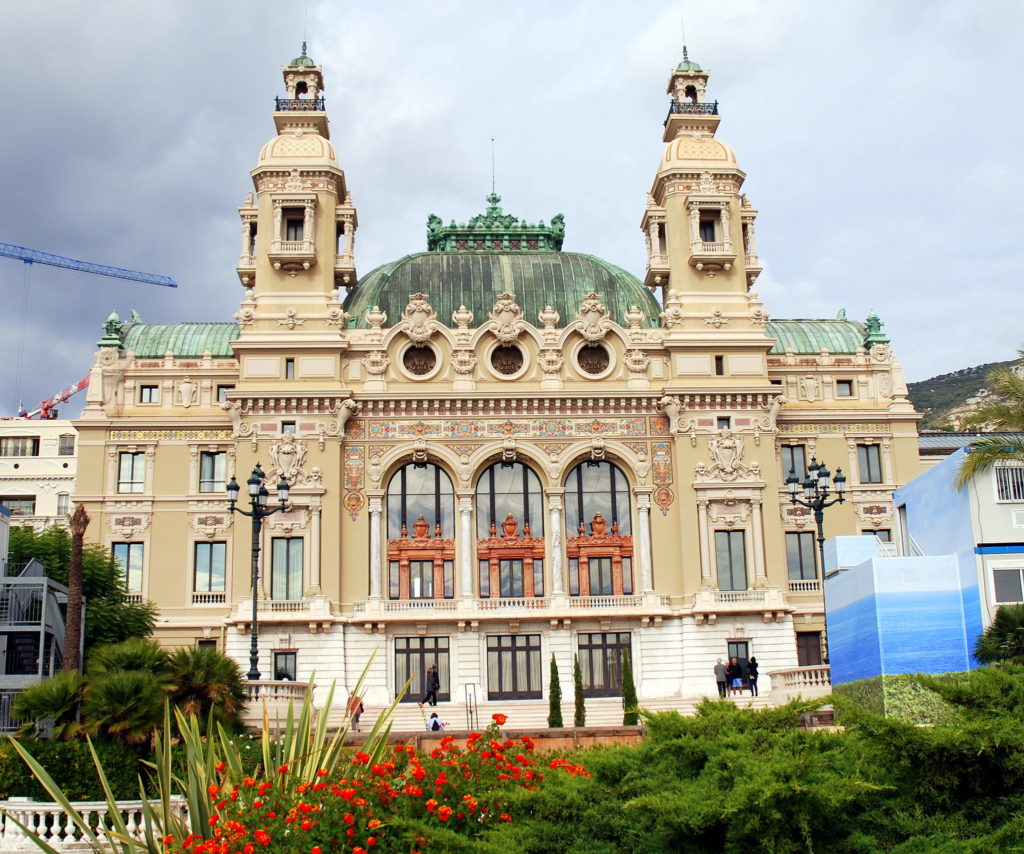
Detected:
[{"left": 663, "top": 46, "right": 720, "bottom": 141}]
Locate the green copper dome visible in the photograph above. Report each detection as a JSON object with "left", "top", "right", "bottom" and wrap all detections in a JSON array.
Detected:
[
  {"left": 120, "top": 322, "right": 239, "bottom": 357},
  {"left": 676, "top": 47, "right": 702, "bottom": 72},
  {"left": 344, "top": 252, "right": 660, "bottom": 330},
  {"left": 289, "top": 42, "right": 316, "bottom": 67}
]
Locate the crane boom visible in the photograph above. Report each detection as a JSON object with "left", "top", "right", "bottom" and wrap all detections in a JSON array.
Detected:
[{"left": 0, "top": 242, "right": 177, "bottom": 288}]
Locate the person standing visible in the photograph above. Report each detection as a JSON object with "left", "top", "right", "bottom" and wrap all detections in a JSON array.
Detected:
[
  {"left": 713, "top": 658, "right": 728, "bottom": 698},
  {"left": 419, "top": 664, "right": 441, "bottom": 707},
  {"left": 747, "top": 656, "right": 760, "bottom": 697},
  {"left": 347, "top": 694, "right": 364, "bottom": 732},
  {"left": 726, "top": 657, "right": 744, "bottom": 697}
]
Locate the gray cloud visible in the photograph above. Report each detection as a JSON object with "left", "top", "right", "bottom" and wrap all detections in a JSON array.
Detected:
[{"left": 0, "top": 0, "right": 1020, "bottom": 415}]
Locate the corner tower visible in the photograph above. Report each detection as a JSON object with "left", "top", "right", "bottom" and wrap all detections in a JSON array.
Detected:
[{"left": 236, "top": 44, "right": 358, "bottom": 305}]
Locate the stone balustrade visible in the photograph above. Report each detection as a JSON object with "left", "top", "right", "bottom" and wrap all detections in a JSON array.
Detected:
[{"left": 768, "top": 665, "right": 832, "bottom": 695}]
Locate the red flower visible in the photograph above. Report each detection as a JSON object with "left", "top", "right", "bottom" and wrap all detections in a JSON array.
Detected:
[
  {"left": 437, "top": 805, "right": 454, "bottom": 822},
  {"left": 492, "top": 713, "right": 508, "bottom": 725},
  {"left": 500, "top": 812, "right": 513, "bottom": 822},
  {"left": 311, "top": 848, "right": 322, "bottom": 854},
  {"left": 278, "top": 764, "right": 289, "bottom": 774},
  {"left": 254, "top": 830, "right": 271, "bottom": 846}
]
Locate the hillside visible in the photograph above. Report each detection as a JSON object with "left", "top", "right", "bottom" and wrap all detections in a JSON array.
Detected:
[{"left": 908, "top": 359, "right": 1017, "bottom": 430}]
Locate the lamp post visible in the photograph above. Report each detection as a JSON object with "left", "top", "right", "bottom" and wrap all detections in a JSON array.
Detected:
[
  {"left": 786, "top": 457, "right": 846, "bottom": 662},
  {"left": 227, "top": 464, "right": 290, "bottom": 681}
]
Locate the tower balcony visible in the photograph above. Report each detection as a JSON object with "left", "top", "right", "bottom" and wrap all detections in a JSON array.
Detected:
[
  {"left": 663, "top": 100, "right": 721, "bottom": 141},
  {"left": 644, "top": 253, "right": 671, "bottom": 289},
  {"left": 268, "top": 239, "right": 317, "bottom": 273},
  {"left": 274, "top": 97, "right": 326, "bottom": 111},
  {"left": 237, "top": 252, "right": 256, "bottom": 286},
  {"left": 745, "top": 251, "right": 762, "bottom": 286},
  {"left": 689, "top": 240, "right": 736, "bottom": 274},
  {"left": 334, "top": 252, "right": 357, "bottom": 288}
]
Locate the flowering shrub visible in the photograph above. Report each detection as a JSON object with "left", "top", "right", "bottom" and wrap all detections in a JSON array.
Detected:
[{"left": 162, "top": 715, "right": 587, "bottom": 853}]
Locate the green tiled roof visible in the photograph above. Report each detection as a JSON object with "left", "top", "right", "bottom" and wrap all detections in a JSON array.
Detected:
[
  {"left": 766, "top": 319, "right": 867, "bottom": 355},
  {"left": 121, "top": 322, "right": 239, "bottom": 357},
  {"left": 344, "top": 251, "right": 661, "bottom": 329}
]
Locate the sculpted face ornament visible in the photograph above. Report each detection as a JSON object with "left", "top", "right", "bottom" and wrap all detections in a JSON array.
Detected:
[
  {"left": 576, "top": 292, "right": 612, "bottom": 343},
  {"left": 401, "top": 293, "right": 438, "bottom": 344},
  {"left": 270, "top": 435, "right": 308, "bottom": 483},
  {"left": 489, "top": 292, "right": 525, "bottom": 344}
]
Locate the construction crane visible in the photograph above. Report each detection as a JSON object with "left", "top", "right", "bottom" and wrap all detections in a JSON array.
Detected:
[
  {"left": 1, "top": 241, "right": 177, "bottom": 416},
  {"left": 0, "top": 242, "right": 178, "bottom": 288}
]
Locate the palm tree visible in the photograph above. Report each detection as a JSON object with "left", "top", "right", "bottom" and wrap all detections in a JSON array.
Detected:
[
  {"left": 12, "top": 671, "right": 85, "bottom": 740},
  {"left": 86, "top": 637, "right": 174, "bottom": 692},
  {"left": 975, "top": 604, "right": 1024, "bottom": 665},
  {"left": 955, "top": 356, "right": 1024, "bottom": 489},
  {"left": 82, "top": 669, "right": 168, "bottom": 744},
  {"left": 62, "top": 504, "right": 89, "bottom": 673},
  {"left": 168, "top": 646, "right": 247, "bottom": 728}
]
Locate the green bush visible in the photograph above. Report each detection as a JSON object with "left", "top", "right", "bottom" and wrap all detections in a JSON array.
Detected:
[{"left": 0, "top": 740, "right": 146, "bottom": 801}]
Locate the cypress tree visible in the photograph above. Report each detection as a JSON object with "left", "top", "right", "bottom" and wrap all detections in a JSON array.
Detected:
[
  {"left": 547, "top": 654, "right": 563, "bottom": 728},
  {"left": 621, "top": 651, "right": 639, "bottom": 725},
  {"left": 573, "top": 654, "right": 586, "bottom": 727}
]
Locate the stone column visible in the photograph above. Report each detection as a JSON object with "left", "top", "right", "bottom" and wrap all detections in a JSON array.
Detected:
[
  {"left": 688, "top": 204, "right": 701, "bottom": 248},
  {"left": 304, "top": 203, "right": 315, "bottom": 248},
  {"left": 272, "top": 204, "right": 283, "bottom": 248},
  {"left": 750, "top": 498, "right": 767, "bottom": 587},
  {"left": 720, "top": 207, "right": 732, "bottom": 250},
  {"left": 457, "top": 493, "right": 474, "bottom": 598},
  {"left": 344, "top": 219, "right": 355, "bottom": 255},
  {"left": 636, "top": 490, "right": 654, "bottom": 593},
  {"left": 546, "top": 490, "right": 565, "bottom": 595},
  {"left": 647, "top": 221, "right": 660, "bottom": 262},
  {"left": 697, "top": 499, "right": 712, "bottom": 584},
  {"left": 368, "top": 494, "right": 383, "bottom": 599},
  {"left": 307, "top": 501, "right": 322, "bottom": 594},
  {"left": 240, "top": 219, "right": 251, "bottom": 261}
]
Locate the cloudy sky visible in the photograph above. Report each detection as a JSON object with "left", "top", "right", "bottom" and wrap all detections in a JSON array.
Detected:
[{"left": 1, "top": 0, "right": 1020, "bottom": 416}]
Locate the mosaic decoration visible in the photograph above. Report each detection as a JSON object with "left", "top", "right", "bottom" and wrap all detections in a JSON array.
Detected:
[
  {"left": 650, "top": 416, "right": 672, "bottom": 437},
  {"left": 654, "top": 487, "right": 674, "bottom": 516},
  {"left": 778, "top": 423, "right": 891, "bottom": 434},
  {"left": 364, "top": 418, "right": 651, "bottom": 440},
  {"left": 344, "top": 446, "right": 364, "bottom": 519},
  {"left": 344, "top": 491, "right": 364, "bottom": 521},
  {"left": 345, "top": 419, "right": 364, "bottom": 440},
  {"left": 651, "top": 441, "right": 674, "bottom": 515},
  {"left": 447, "top": 444, "right": 477, "bottom": 458},
  {"left": 535, "top": 443, "right": 567, "bottom": 457},
  {"left": 110, "top": 430, "right": 232, "bottom": 441},
  {"left": 624, "top": 441, "right": 648, "bottom": 456}
]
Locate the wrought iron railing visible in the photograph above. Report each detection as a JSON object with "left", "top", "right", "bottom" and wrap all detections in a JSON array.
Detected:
[
  {"left": 274, "top": 97, "right": 326, "bottom": 111},
  {"left": 664, "top": 100, "right": 719, "bottom": 124}
]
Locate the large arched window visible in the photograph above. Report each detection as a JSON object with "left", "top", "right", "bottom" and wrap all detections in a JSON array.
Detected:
[
  {"left": 565, "top": 461, "right": 634, "bottom": 597},
  {"left": 386, "top": 464, "right": 455, "bottom": 599},
  {"left": 475, "top": 462, "right": 544, "bottom": 598}
]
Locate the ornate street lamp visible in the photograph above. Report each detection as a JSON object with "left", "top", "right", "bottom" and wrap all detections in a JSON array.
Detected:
[
  {"left": 227, "top": 464, "right": 290, "bottom": 680},
  {"left": 786, "top": 457, "right": 846, "bottom": 661}
]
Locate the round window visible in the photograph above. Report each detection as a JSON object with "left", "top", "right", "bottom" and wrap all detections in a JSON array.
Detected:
[
  {"left": 403, "top": 346, "right": 437, "bottom": 376},
  {"left": 578, "top": 344, "right": 610, "bottom": 375},
  {"left": 491, "top": 345, "right": 524, "bottom": 376}
]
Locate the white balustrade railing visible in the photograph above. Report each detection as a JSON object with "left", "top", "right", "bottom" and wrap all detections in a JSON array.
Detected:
[
  {"left": 691, "top": 241, "right": 732, "bottom": 255},
  {"left": 787, "top": 580, "right": 821, "bottom": 593},
  {"left": 769, "top": 666, "right": 831, "bottom": 692},
  {"left": 384, "top": 599, "right": 458, "bottom": 612},
  {"left": 244, "top": 680, "right": 309, "bottom": 703},
  {"left": 567, "top": 595, "right": 643, "bottom": 609},
  {"left": 191, "top": 591, "right": 226, "bottom": 606},
  {"left": 274, "top": 240, "right": 314, "bottom": 254},
  {"left": 714, "top": 590, "right": 767, "bottom": 604},
  {"left": 478, "top": 597, "right": 549, "bottom": 610},
  {"left": 259, "top": 599, "right": 309, "bottom": 613},
  {"left": 0, "top": 796, "right": 186, "bottom": 852}
]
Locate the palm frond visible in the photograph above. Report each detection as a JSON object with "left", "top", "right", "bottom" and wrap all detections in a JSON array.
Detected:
[{"left": 954, "top": 436, "right": 1024, "bottom": 489}]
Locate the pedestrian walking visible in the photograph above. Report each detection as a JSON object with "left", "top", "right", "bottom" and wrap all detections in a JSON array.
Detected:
[
  {"left": 419, "top": 664, "right": 440, "bottom": 707},
  {"left": 747, "top": 656, "right": 760, "bottom": 697},
  {"left": 347, "top": 694, "right": 364, "bottom": 731},
  {"left": 713, "top": 658, "right": 728, "bottom": 698}
]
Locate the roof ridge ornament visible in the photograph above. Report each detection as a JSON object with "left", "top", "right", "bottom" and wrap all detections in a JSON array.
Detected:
[{"left": 426, "top": 197, "right": 565, "bottom": 252}]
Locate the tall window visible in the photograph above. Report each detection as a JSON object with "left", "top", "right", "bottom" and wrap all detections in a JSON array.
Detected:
[
  {"left": 112, "top": 542, "right": 144, "bottom": 594},
  {"left": 565, "top": 461, "right": 633, "bottom": 597},
  {"left": 486, "top": 635, "right": 542, "bottom": 700},
  {"left": 58, "top": 435, "right": 75, "bottom": 456},
  {"left": 0, "top": 437, "right": 39, "bottom": 457},
  {"left": 786, "top": 532, "right": 816, "bottom": 580},
  {"left": 476, "top": 462, "right": 544, "bottom": 538},
  {"left": 273, "top": 652, "right": 297, "bottom": 681},
  {"left": 387, "top": 464, "right": 455, "bottom": 600},
  {"left": 199, "top": 451, "right": 227, "bottom": 493},
  {"left": 118, "top": 452, "right": 145, "bottom": 493},
  {"left": 796, "top": 632, "right": 822, "bottom": 666},
  {"left": 395, "top": 636, "right": 449, "bottom": 703},
  {"left": 781, "top": 445, "right": 807, "bottom": 480},
  {"left": 715, "top": 530, "right": 747, "bottom": 591},
  {"left": 565, "top": 461, "right": 630, "bottom": 536},
  {"left": 996, "top": 465, "right": 1024, "bottom": 502},
  {"left": 857, "top": 444, "right": 883, "bottom": 484},
  {"left": 57, "top": 493, "right": 70, "bottom": 515},
  {"left": 194, "top": 541, "right": 227, "bottom": 593},
  {"left": 579, "top": 632, "right": 631, "bottom": 697},
  {"left": 270, "top": 537, "right": 303, "bottom": 600},
  {"left": 285, "top": 215, "right": 304, "bottom": 242},
  {"left": 994, "top": 569, "right": 1024, "bottom": 604}
]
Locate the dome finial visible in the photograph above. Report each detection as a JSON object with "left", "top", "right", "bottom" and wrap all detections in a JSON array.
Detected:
[{"left": 300, "top": 40, "right": 308, "bottom": 58}]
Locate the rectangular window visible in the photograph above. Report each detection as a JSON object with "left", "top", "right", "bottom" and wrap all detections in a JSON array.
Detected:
[
  {"left": 216, "top": 385, "right": 234, "bottom": 403},
  {"left": 567, "top": 557, "right": 580, "bottom": 596},
  {"left": 112, "top": 542, "right": 144, "bottom": 594},
  {"left": 500, "top": 559, "right": 525, "bottom": 598},
  {"left": 486, "top": 634, "right": 542, "bottom": 700},
  {"left": 699, "top": 217, "right": 716, "bottom": 242},
  {"left": 395, "top": 636, "right": 450, "bottom": 703},
  {"left": 194, "top": 541, "right": 227, "bottom": 593},
  {"left": 781, "top": 445, "right": 807, "bottom": 481},
  {"left": 139, "top": 385, "right": 159, "bottom": 404},
  {"left": 118, "top": 452, "right": 146, "bottom": 493},
  {"left": 786, "top": 532, "right": 817, "bottom": 580},
  {"left": 196, "top": 639, "right": 217, "bottom": 651},
  {"left": 270, "top": 537, "right": 303, "bottom": 601},
  {"left": 996, "top": 466, "right": 1024, "bottom": 502},
  {"left": 478, "top": 560, "right": 490, "bottom": 597},
  {"left": 281, "top": 421, "right": 296, "bottom": 435},
  {"left": 409, "top": 560, "right": 433, "bottom": 599},
  {"left": 714, "top": 355, "right": 725, "bottom": 376},
  {"left": 285, "top": 217, "right": 304, "bottom": 242},
  {"left": 0, "top": 496, "right": 35, "bottom": 517},
  {"left": 58, "top": 435, "right": 75, "bottom": 456},
  {"left": 727, "top": 641, "right": 749, "bottom": 671},
  {"left": 994, "top": 569, "right": 1024, "bottom": 604},
  {"left": 715, "top": 530, "right": 747, "bottom": 591},
  {"left": 284, "top": 359, "right": 295, "bottom": 379},
  {"left": 796, "top": 632, "right": 822, "bottom": 666},
  {"left": 579, "top": 632, "right": 631, "bottom": 698},
  {"left": 199, "top": 451, "right": 227, "bottom": 493},
  {"left": 857, "top": 444, "right": 883, "bottom": 484},
  {"left": 57, "top": 493, "right": 70, "bottom": 515},
  {"left": 874, "top": 529, "right": 892, "bottom": 542},
  {"left": 273, "top": 651, "right": 297, "bottom": 681},
  {"left": 836, "top": 379, "right": 854, "bottom": 398},
  {"left": 716, "top": 416, "right": 731, "bottom": 431},
  {"left": 0, "top": 437, "right": 39, "bottom": 457},
  {"left": 389, "top": 561, "right": 401, "bottom": 599},
  {"left": 588, "top": 557, "right": 614, "bottom": 596}
]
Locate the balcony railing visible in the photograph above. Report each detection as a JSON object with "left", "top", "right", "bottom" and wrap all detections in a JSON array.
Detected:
[
  {"left": 769, "top": 665, "right": 831, "bottom": 692},
  {"left": 664, "top": 100, "right": 719, "bottom": 124},
  {"left": 384, "top": 599, "right": 458, "bottom": 612},
  {"left": 788, "top": 580, "right": 821, "bottom": 594},
  {"left": 275, "top": 96, "right": 326, "bottom": 111},
  {"left": 691, "top": 241, "right": 732, "bottom": 255},
  {"left": 713, "top": 589, "right": 767, "bottom": 604},
  {"left": 568, "top": 595, "right": 643, "bottom": 609},
  {"left": 192, "top": 592, "right": 226, "bottom": 606},
  {"left": 479, "top": 597, "right": 549, "bottom": 610},
  {"left": 244, "top": 680, "right": 309, "bottom": 703}
]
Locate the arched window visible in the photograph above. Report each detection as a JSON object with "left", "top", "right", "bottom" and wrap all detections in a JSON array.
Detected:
[
  {"left": 386, "top": 464, "right": 455, "bottom": 599},
  {"left": 475, "top": 462, "right": 544, "bottom": 598},
  {"left": 565, "top": 461, "right": 634, "bottom": 597}
]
